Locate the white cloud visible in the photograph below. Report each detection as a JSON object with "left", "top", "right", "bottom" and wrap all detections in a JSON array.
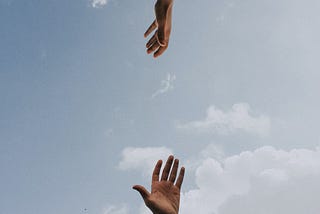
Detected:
[
  {"left": 116, "top": 145, "right": 320, "bottom": 214},
  {"left": 103, "top": 205, "right": 128, "bottom": 214},
  {"left": 118, "top": 146, "right": 173, "bottom": 175},
  {"left": 91, "top": 0, "right": 108, "bottom": 8},
  {"left": 180, "top": 146, "right": 320, "bottom": 214},
  {"left": 151, "top": 73, "right": 176, "bottom": 99},
  {"left": 139, "top": 204, "right": 152, "bottom": 214},
  {"left": 176, "top": 103, "right": 271, "bottom": 137}
]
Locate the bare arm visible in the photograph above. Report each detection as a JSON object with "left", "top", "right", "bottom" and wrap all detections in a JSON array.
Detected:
[
  {"left": 133, "top": 155, "right": 185, "bottom": 214},
  {"left": 145, "top": 0, "right": 174, "bottom": 58}
]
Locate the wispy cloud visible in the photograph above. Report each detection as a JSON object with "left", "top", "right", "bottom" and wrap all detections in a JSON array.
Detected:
[
  {"left": 103, "top": 204, "right": 128, "bottom": 214},
  {"left": 91, "top": 0, "right": 108, "bottom": 8},
  {"left": 176, "top": 103, "right": 271, "bottom": 137},
  {"left": 151, "top": 73, "right": 176, "bottom": 99}
]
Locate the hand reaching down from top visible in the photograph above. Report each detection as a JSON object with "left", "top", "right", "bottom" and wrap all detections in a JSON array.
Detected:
[
  {"left": 145, "top": 0, "right": 174, "bottom": 58},
  {"left": 133, "top": 155, "right": 185, "bottom": 214}
]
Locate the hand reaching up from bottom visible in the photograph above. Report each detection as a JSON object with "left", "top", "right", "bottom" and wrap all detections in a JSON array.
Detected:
[{"left": 133, "top": 155, "right": 185, "bottom": 214}]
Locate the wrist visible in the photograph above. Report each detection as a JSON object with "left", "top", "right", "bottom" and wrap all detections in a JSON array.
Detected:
[
  {"left": 156, "top": 0, "right": 173, "bottom": 7},
  {"left": 153, "top": 212, "right": 177, "bottom": 214}
]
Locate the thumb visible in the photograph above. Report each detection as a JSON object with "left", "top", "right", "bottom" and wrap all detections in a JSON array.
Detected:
[
  {"left": 156, "top": 26, "right": 166, "bottom": 47},
  {"left": 155, "top": 5, "right": 168, "bottom": 46},
  {"left": 132, "top": 185, "right": 150, "bottom": 201}
]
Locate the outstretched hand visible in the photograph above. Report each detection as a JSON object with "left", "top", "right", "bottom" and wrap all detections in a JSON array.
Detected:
[
  {"left": 145, "top": 0, "right": 173, "bottom": 58},
  {"left": 133, "top": 155, "right": 185, "bottom": 214}
]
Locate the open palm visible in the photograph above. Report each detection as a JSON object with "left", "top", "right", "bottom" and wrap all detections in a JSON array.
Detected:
[{"left": 133, "top": 156, "right": 185, "bottom": 214}]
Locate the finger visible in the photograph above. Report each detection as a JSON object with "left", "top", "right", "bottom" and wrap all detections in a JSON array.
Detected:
[
  {"left": 144, "top": 20, "right": 157, "bottom": 38},
  {"left": 147, "top": 42, "right": 160, "bottom": 54},
  {"left": 152, "top": 159, "right": 162, "bottom": 182},
  {"left": 175, "top": 167, "right": 185, "bottom": 189},
  {"left": 132, "top": 185, "right": 150, "bottom": 201},
  {"left": 153, "top": 45, "right": 168, "bottom": 58},
  {"left": 169, "top": 159, "right": 179, "bottom": 183},
  {"left": 161, "top": 155, "right": 174, "bottom": 181},
  {"left": 146, "top": 33, "right": 157, "bottom": 48}
]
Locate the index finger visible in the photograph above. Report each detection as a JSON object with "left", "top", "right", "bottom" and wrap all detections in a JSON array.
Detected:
[{"left": 144, "top": 20, "right": 157, "bottom": 38}]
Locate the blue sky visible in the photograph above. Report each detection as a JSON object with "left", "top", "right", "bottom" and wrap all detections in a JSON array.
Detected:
[{"left": 1, "top": 0, "right": 320, "bottom": 213}]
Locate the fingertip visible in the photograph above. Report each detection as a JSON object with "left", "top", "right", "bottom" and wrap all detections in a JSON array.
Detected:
[
  {"left": 174, "top": 159, "right": 179, "bottom": 166},
  {"left": 155, "top": 159, "right": 163, "bottom": 167},
  {"left": 145, "top": 30, "right": 152, "bottom": 38},
  {"left": 153, "top": 52, "right": 161, "bottom": 58},
  {"left": 181, "top": 166, "right": 185, "bottom": 173},
  {"left": 166, "top": 155, "right": 175, "bottom": 165}
]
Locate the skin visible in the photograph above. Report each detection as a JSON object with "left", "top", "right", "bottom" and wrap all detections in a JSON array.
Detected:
[
  {"left": 145, "top": 0, "right": 174, "bottom": 58},
  {"left": 133, "top": 155, "right": 185, "bottom": 214}
]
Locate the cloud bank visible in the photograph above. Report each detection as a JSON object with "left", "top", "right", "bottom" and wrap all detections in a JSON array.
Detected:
[
  {"left": 181, "top": 146, "right": 320, "bottom": 214},
  {"left": 117, "top": 145, "right": 320, "bottom": 214},
  {"left": 177, "top": 103, "right": 271, "bottom": 137}
]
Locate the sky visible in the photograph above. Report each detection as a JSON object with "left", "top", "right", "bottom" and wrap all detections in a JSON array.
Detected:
[{"left": 1, "top": 0, "right": 320, "bottom": 213}]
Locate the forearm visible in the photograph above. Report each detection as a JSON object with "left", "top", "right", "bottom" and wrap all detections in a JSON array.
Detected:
[
  {"left": 151, "top": 204, "right": 179, "bottom": 214},
  {"left": 153, "top": 211, "right": 177, "bottom": 214},
  {"left": 156, "top": 0, "right": 173, "bottom": 7}
]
